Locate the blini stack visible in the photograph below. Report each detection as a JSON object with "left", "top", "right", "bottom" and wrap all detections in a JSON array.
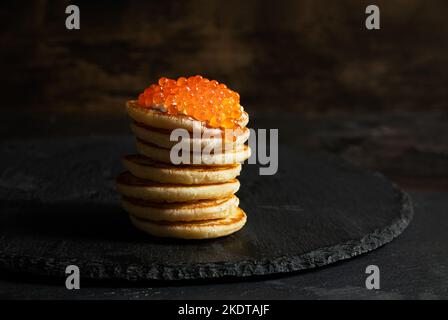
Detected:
[{"left": 116, "top": 101, "right": 251, "bottom": 239}]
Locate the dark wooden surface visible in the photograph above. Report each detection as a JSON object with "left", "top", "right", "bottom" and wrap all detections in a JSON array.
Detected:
[{"left": 0, "top": 136, "right": 412, "bottom": 281}]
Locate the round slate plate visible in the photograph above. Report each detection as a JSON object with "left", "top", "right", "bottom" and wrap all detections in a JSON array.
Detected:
[{"left": 0, "top": 136, "right": 413, "bottom": 281}]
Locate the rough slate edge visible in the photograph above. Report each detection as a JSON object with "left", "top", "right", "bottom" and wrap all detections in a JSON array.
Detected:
[{"left": 0, "top": 175, "right": 414, "bottom": 282}]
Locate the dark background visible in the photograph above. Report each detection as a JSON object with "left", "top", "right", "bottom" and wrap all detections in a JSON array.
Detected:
[
  {"left": 1, "top": 0, "right": 447, "bottom": 189},
  {"left": 1, "top": 0, "right": 448, "bottom": 300}
]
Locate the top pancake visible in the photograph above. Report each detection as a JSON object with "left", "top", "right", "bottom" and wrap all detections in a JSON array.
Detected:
[{"left": 126, "top": 100, "right": 249, "bottom": 133}]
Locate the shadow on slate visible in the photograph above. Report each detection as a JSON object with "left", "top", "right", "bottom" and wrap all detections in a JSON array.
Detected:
[{"left": 0, "top": 136, "right": 413, "bottom": 281}]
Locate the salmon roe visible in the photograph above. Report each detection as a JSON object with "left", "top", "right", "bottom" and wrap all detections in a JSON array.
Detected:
[{"left": 137, "top": 75, "right": 242, "bottom": 129}]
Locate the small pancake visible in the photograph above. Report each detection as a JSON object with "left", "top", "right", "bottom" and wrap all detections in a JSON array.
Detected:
[
  {"left": 126, "top": 100, "right": 249, "bottom": 133},
  {"left": 123, "top": 154, "right": 241, "bottom": 184},
  {"left": 116, "top": 171, "right": 240, "bottom": 202},
  {"left": 121, "top": 195, "right": 239, "bottom": 221},
  {"left": 136, "top": 139, "right": 251, "bottom": 166},
  {"left": 130, "top": 121, "right": 250, "bottom": 150},
  {"left": 129, "top": 207, "right": 247, "bottom": 239}
]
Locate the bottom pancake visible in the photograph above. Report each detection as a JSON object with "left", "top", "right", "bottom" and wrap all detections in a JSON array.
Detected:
[
  {"left": 122, "top": 195, "right": 239, "bottom": 221},
  {"left": 129, "top": 207, "right": 247, "bottom": 239}
]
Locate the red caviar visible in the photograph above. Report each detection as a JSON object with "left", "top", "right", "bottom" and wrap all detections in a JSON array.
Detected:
[{"left": 137, "top": 75, "right": 243, "bottom": 129}]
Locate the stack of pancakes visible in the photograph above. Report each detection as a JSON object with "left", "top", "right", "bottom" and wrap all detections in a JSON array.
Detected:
[{"left": 116, "top": 100, "right": 251, "bottom": 239}]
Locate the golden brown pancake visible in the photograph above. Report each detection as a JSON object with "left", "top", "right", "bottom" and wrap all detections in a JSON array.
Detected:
[
  {"left": 116, "top": 171, "right": 240, "bottom": 202},
  {"left": 122, "top": 154, "right": 241, "bottom": 184},
  {"left": 135, "top": 139, "right": 251, "bottom": 166},
  {"left": 121, "top": 195, "right": 239, "bottom": 221},
  {"left": 129, "top": 206, "right": 247, "bottom": 239},
  {"left": 126, "top": 100, "right": 249, "bottom": 133},
  {"left": 130, "top": 121, "right": 250, "bottom": 150}
]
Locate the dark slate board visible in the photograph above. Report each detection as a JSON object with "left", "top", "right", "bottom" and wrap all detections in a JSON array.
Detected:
[{"left": 0, "top": 136, "right": 413, "bottom": 281}]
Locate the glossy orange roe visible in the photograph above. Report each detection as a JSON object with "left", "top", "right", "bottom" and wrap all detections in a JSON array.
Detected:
[{"left": 137, "top": 75, "right": 242, "bottom": 129}]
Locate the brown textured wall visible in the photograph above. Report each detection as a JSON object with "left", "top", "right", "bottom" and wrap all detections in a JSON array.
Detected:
[{"left": 0, "top": 0, "right": 447, "bottom": 114}]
